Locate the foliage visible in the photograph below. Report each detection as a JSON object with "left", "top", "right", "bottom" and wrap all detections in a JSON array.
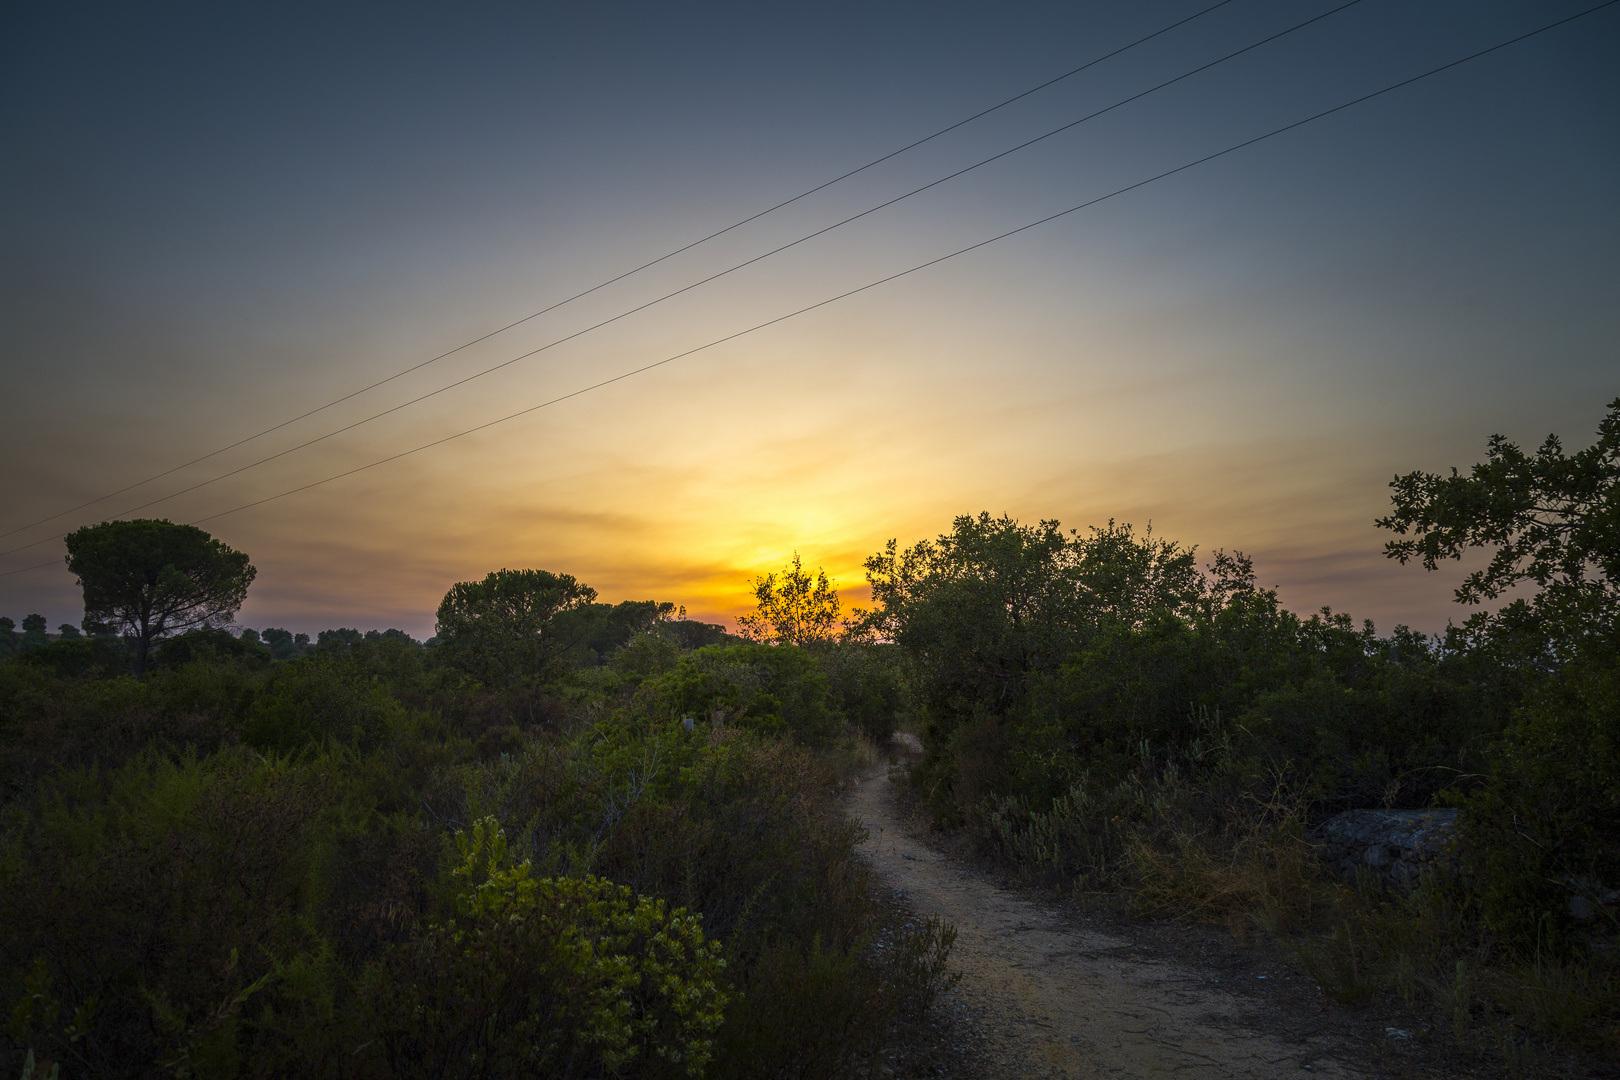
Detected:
[
  {"left": 869, "top": 459, "right": 1620, "bottom": 1068},
  {"left": 816, "top": 643, "right": 902, "bottom": 743},
  {"left": 241, "top": 653, "right": 411, "bottom": 753},
  {"left": 153, "top": 628, "right": 271, "bottom": 670},
  {"left": 860, "top": 515, "right": 1201, "bottom": 740},
  {"left": 653, "top": 644, "right": 839, "bottom": 746},
  {"left": 1373, "top": 403, "right": 1620, "bottom": 954},
  {"left": 260, "top": 628, "right": 310, "bottom": 660},
  {"left": 1, "top": 749, "right": 331, "bottom": 1076},
  {"left": 665, "top": 619, "right": 737, "bottom": 652},
  {"left": 736, "top": 553, "right": 841, "bottom": 647},
  {"left": 20, "top": 616, "right": 49, "bottom": 653},
  {"left": 1, "top": 580, "right": 956, "bottom": 1078},
  {"left": 360, "top": 818, "right": 729, "bottom": 1079},
  {"left": 1461, "top": 652, "right": 1620, "bottom": 947},
  {"left": 1378, "top": 397, "right": 1620, "bottom": 649},
  {"left": 435, "top": 568, "right": 597, "bottom": 688},
  {"left": 63, "top": 519, "right": 256, "bottom": 675},
  {"left": 11, "top": 636, "right": 130, "bottom": 680},
  {"left": 558, "top": 600, "right": 678, "bottom": 667}
]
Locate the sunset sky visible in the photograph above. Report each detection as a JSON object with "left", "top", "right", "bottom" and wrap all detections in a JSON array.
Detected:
[{"left": 2, "top": 0, "right": 1616, "bottom": 639}]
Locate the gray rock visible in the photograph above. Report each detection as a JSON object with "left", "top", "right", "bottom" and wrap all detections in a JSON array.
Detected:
[
  {"left": 1564, "top": 878, "right": 1620, "bottom": 921},
  {"left": 1311, "top": 808, "right": 1458, "bottom": 891}
]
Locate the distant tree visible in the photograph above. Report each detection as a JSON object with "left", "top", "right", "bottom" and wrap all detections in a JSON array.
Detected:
[
  {"left": 737, "top": 553, "right": 841, "bottom": 647},
  {"left": 365, "top": 628, "right": 418, "bottom": 645},
  {"left": 20, "top": 614, "right": 49, "bottom": 652},
  {"left": 64, "top": 519, "right": 256, "bottom": 675},
  {"left": 317, "top": 627, "right": 365, "bottom": 653},
  {"left": 435, "top": 569, "right": 598, "bottom": 687},
  {"left": 57, "top": 623, "right": 82, "bottom": 639},
  {"left": 261, "top": 627, "right": 303, "bottom": 660},
  {"left": 0, "top": 617, "right": 16, "bottom": 658},
  {"left": 667, "top": 617, "right": 735, "bottom": 651}
]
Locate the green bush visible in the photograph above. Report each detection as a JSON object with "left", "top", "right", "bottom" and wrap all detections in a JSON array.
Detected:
[
  {"left": 816, "top": 643, "right": 901, "bottom": 743},
  {"left": 654, "top": 644, "right": 838, "bottom": 747},
  {"left": 1, "top": 749, "right": 332, "bottom": 1077},
  {"left": 0, "top": 662, "right": 250, "bottom": 801},
  {"left": 1461, "top": 646, "right": 1620, "bottom": 948},
  {"left": 242, "top": 655, "right": 409, "bottom": 753},
  {"left": 10, "top": 636, "right": 130, "bottom": 679},
  {"left": 153, "top": 628, "right": 271, "bottom": 670},
  {"left": 356, "top": 818, "right": 728, "bottom": 1079}
]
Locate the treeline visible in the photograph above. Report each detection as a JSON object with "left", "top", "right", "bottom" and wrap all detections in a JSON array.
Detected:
[
  {"left": 0, "top": 614, "right": 93, "bottom": 657},
  {"left": 0, "top": 568, "right": 947, "bottom": 1078},
  {"left": 0, "top": 597, "right": 734, "bottom": 672},
  {"left": 860, "top": 402, "right": 1620, "bottom": 1068}
]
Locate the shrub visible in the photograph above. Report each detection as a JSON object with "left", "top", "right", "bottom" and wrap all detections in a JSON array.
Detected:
[
  {"left": 242, "top": 655, "right": 408, "bottom": 753},
  {"left": 357, "top": 818, "right": 729, "bottom": 1079},
  {"left": 153, "top": 628, "right": 271, "bottom": 670},
  {"left": 10, "top": 636, "right": 130, "bottom": 679},
  {"left": 655, "top": 644, "right": 838, "bottom": 747},
  {"left": 1, "top": 750, "right": 331, "bottom": 1077},
  {"left": 817, "top": 643, "right": 901, "bottom": 743},
  {"left": 1460, "top": 647, "right": 1620, "bottom": 949}
]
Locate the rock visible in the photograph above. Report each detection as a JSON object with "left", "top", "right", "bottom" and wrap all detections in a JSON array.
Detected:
[
  {"left": 1311, "top": 808, "right": 1458, "bottom": 891},
  {"left": 1564, "top": 878, "right": 1620, "bottom": 921}
]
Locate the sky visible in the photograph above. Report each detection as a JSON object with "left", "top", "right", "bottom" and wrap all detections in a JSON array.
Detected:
[{"left": 1, "top": 0, "right": 1616, "bottom": 639}]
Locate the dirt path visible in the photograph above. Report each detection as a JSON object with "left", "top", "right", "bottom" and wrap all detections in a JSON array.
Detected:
[{"left": 850, "top": 762, "right": 1370, "bottom": 1080}]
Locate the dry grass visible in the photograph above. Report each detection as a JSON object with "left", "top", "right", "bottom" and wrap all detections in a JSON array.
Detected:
[
  {"left": 1104, "top": 792, "right": 1620, "bottom": 1072},
  {"left": 1125, "top": 784, "right": 1330, "bottom": 935}
]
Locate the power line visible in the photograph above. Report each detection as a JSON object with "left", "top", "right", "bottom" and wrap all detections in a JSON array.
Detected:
[
  {"left": 0, "top": 0, "right": 1369, "bottom": 563},
  {"left": 0, "top": 0, "right": 1239, "bottom": 543},
  {"left": 5, "top": 0, "right": 1613, "bottom": 580}
]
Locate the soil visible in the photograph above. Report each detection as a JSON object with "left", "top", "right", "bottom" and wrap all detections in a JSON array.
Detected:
[{"left": 849, "top": 743, "right": 1467, "bottom": 1080}]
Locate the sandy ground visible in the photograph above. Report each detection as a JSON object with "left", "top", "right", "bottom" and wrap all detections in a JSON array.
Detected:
[{"left": 849, "top": 760, "right": 1373, "bottom": 1080}]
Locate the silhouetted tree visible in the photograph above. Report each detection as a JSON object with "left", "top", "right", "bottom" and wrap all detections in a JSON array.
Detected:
[
  {"left": 1379, "top": 396, "right": 1620, "bottom": 649},
  {"left": 81, "top": 615, "right": 117, "bottom": 637},
  {"left": 737, "top": 553, "right": 841, "bottom": 647},
  {"left": 64, "top": 519, "right": 255, "bottom": 675}
]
